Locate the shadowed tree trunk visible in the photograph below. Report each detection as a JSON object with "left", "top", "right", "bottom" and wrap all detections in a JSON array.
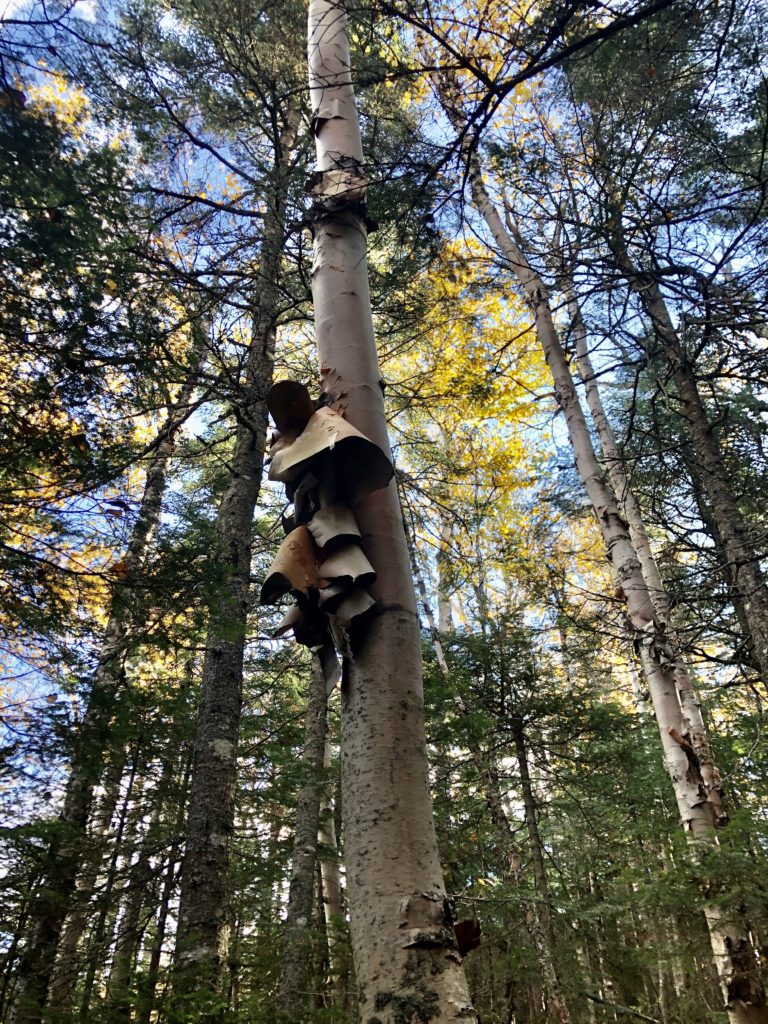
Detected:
[
  {"left": 171, "top": 105, "right": 299, "bottom": 1021},
  {"left": 305, "top": 2, "right": 477, "bottom": 1018},
  {"left": 318, "top": 737, "right": 347, "bottom": 1007},
  {"left": 276, "top": 653, "right": 328, "bottom": 1021},
  {"left": 44, "top": 754, "right": 125, "bottom": 1018}
]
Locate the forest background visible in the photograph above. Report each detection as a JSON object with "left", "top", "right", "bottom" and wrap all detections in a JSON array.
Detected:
[{"left": 0, "top": 0, "right": 767, "bottom": 1021}]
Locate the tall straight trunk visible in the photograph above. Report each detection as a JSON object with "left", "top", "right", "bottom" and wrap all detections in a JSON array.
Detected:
[
  {"left": 107, "top": 754, "right": 173, "bottom": 1022},
  {"left": 136, "top": 752, "right": 191, "bottom": 1024},
  {"left": 306, "top": 5, "right": 476, "bottom": 1019},
  {"left": 171, "top": 107, "right": 299, "bottom": 1020},
  {"left": 8, "top": 357, "right": 200, "bottom": 1024},
  {"left": 77, "top": 751, "right": 145, "bottom": 1022},
  {"left": 276, "top": 654, "right": 328, "bottom": 1020},
  {"left": 453, "top": 141, "right": 765, "bottom": 1022},
  {"left": 317, "top": 738, "right": 347, "bottom": 1007},
  {"left": 562, "top": 274, "right": 725, "bottom": 821},
  {"left": 44, "top": 753, "right": 125, "bottom": 1017},
  {"left": 607, "top": 230, "right": 768, "bottom": 686}
]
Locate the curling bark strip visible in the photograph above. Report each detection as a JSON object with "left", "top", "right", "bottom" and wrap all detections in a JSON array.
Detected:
[{"left": 307, "top": 3, "right": 477, "bottom": 1019}]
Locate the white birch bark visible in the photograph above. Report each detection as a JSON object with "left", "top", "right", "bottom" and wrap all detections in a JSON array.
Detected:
[
  {"left": 307, "top": 5, "right": 476, "bottom": 1019},
  {"left": 562, "top": 274, "right": 725, "bottom": 822},
  {"left": 452, "top": 140, "right": 765, "bottom": 1022}
]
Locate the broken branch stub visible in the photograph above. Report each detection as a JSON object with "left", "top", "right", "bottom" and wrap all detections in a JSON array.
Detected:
[
  {"left": 260, "top": 527, "right": 326, "bottom": 605},
  {"left": 268, "top": 407, "right": 393, "bottom": 506}
]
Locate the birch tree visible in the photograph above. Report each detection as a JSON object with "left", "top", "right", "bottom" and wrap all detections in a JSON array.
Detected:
[{"left": 305, "top": 1, "right": 477, "bottom": 1017}]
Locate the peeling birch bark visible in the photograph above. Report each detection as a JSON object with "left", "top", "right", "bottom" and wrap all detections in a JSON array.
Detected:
[
  {"left": 307, "top": 6, "right": 477, "bottom": 1020},
  {"left": 171, "top": 106, "right": 300, "bottom": 1020}
]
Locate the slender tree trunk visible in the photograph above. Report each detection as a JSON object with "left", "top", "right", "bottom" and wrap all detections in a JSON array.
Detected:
[
  {"left": 437, "top": 514, "right": 454, "bottom": 632},
  {"left": 171, "top": 107, "right": 299, "bottom": 1020},
  {"left": 306, "top": 5, "right": 476, "bottom": 1019},
  {"left": 453, "top": 141, "right": 765, "bottom": 1022},
  {"left": 135, "top": 847, "right": 183, "bottom": 1024},
  {"left": 607, "top": 230, "right": 768, "bottom": 686},
  {"left": 318, "top": 737, "right": 347, "bottom": 1007},
  {"left": 77, "top": 751, "right": 144, "bottom": 1022},
  {"left": 107, "top": 762, "right": 170, "bottom": 1022},
  {"left": 8, "top": 357, "right": 200, "bottom": 1024},
  {"left": 276, "top": 654, "right": 328, "bottom": 1020},
  {"left": 44, "top": 753, "right": 125, "bottom": 1017},
  {"left": 563, "top": 274, "right": 725, "bottom": 822}
]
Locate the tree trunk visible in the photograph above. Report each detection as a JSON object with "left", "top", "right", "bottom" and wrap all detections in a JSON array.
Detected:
[
  {"left": 77, "top": 751, "right": 144, "bottom": 1022},
  {"left": 455, "top": 143, "right": 765, "bottom": 1022},
  {"left": 44, "top": 753, "right": 125, "bottom": 1018},
  {"left": 563, "top": 273, "right": 725, "bottom": 822},
  {"left": 318, "top": 737, "right": 347, "bottom": 1007},
  {"left": 107, "top": 760, "right": 170, "bottom": 1022},
  {"left": 608, "top": 230, "right": 768, "bottom": 687},
  {"left": 306, "top": 4, "right": 476, "bottom": 1019},
  {"left": 8, "top": 355, "right": 200, "bottom": 1024},
  {"left": 171, "top": 107, "right": 299, "bottom": 1021},
  {"left": 276, "top": 653, "right": 328, "bottom": 1021}
]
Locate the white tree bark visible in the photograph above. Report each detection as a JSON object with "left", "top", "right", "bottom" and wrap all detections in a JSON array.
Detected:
[
  {"left": 454, "top": 142, "right": 765, "bottom": 1023},
  {"left": 307, "top": 5, "right": 477, "bottom": 1019},
  {"left": 562, "top": 274, "right": 725, "bottom": 822}
]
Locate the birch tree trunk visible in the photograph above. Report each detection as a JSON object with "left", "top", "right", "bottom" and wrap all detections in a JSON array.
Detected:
[
  {"left": 607, "top": 230, "right": 768, "bottom": 687},
  {"left": 171, "top": 107, "right": 299, "bottom": 1019},
  {"left": 562, "top": 273, "right": 725, "bottom": 821},
  {"left": 8, "top": 357, "right": 200, "bottom": 1024},
  {"left": 306, "top": 5, "right": 476, "bottom": 1019},
  {"left": 454, "top": 143, "right": 766, "bottom": 1022},
  {"left": 276, "top": 653, "right": 328, "bottom": 1021}
]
